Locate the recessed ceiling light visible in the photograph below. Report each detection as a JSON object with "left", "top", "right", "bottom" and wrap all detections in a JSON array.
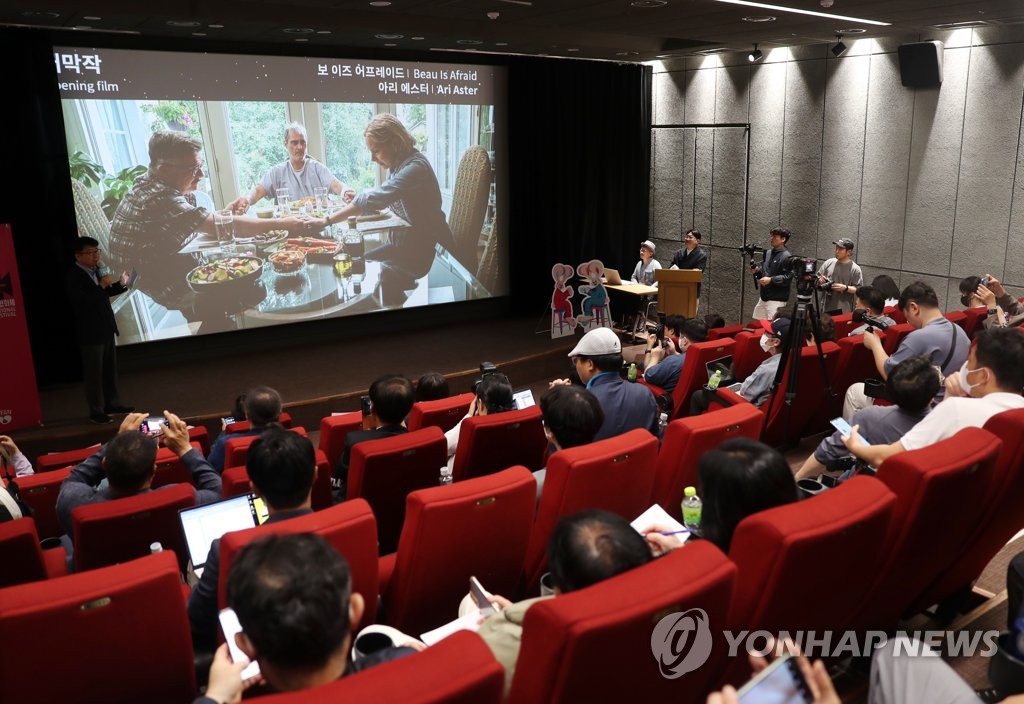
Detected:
[
  {"left": 82, "top": 15, "right": 102, "bottom": 21},
  {"left": 72, "top": 25, "right": 92, "bottom": 30},
  {"left": 567, "top": 47, "right": 579, "bottom": 52},
  {"left": 412, "top": 36, "right": 425, "bottom": 40},
  {"left": 208, "top": 24, "right": 225, "bottom": 29},
  {"left": 295, "top": 38, "right": 309, "bottom": 42},
  {"left": 457, "top": 39, "right": 483, "bottom": 45},
  {"left": 384, "top": 43, "right": 397, "bottom": 46},
  {"left": 742, "top": 15, "right": 776, "bottom": 22},
  {"left": 21, "top": 11, "right": 61, "bottom": 18},
  {"left": 192, "top": 32, "right": 207, "bottom": 36},
  {"left": 317, "top": 30, "right": 331, "bottom": 34},
  {"left": 631, "top": 0, "right": 667, "bottom": 7},
  {"left": 495, "top": 42, "right": 508, "bottom": 46},
  {"left": 708, "top": 0, "right": 890, "bottom": 26},
  {"left": 166, "top": 20, "right": 202, "bottom": 27},
  {"left": 283, "top": 27, "right": 315, "bottom": 33},
  {"left": 837, "top": 27, "right": 866, "bottom": 34},
  {"left": 375, "top": 33, "right": 404, "bottom": 39},
  {"left": 369, "top": 1, "right": 392, "bottom": 6}
]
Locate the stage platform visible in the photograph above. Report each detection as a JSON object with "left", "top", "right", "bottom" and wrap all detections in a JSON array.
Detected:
[{"left": 10, "top": 315, "right": 577, "bottom": 463}]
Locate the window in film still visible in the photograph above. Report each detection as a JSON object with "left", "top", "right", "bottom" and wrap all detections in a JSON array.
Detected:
[{"left": 56, "top": 47, "right": 507, "bottom": 344}]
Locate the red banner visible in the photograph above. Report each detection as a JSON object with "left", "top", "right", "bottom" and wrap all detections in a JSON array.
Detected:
[{"left": 0, "top": 224, "right": 42, "bottom": 430}]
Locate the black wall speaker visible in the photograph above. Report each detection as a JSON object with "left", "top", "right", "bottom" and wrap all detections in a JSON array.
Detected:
[{"left": 898, "top": 41, "right": 944, "bottom": 88}]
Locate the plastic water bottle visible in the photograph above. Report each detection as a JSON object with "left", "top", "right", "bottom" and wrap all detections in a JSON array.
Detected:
[
  {"left": 627, "top": 363, "right": 638, "bottom": 382},
  {"left": 150, "top": 542, "right": 163, "bottom": 554},
  {"left": 439, "top": 467, "right": 453, "bottom": 486},
  {"left": 658, "top": 412, "right": 669, "bottom": 436},
  {"left": 682, "top": 486, "right": 702, "bottom": 531},
  {"left": 707, "top": 369, "right": 723, "bottom": 390}
]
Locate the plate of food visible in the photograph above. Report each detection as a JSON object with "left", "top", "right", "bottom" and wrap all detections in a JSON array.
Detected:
[
  {"left": 268, "top": 249, "right": 307, "bottom": 275},
  {"left": 187, "top": 256, "right": 263, "bottom": 293},
  {"left": 283, "top": 237, "right": 342, "bottom": 262}
]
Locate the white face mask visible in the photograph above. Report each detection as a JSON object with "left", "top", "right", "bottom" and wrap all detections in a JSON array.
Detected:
[
  {"left": 958, "top": 361, "right": 987, "bottom": 397},
  {"left": 759, "top": 334, "right": 775, "bottom": 353}
]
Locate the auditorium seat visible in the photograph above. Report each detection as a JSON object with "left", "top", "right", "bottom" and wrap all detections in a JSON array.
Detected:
[
  {"left": 224, "top": 411, "right": 293, "bottom": 434},
  {"left": 910, "top": 409, "right": 1024, "bottom": 612},
  {"left": 727, "top": 476, "right": 895, "bottom": 635},
  {"left": 16, "top": 466, "right": 72, "bottom": 540},
  {"left": 706, "top": 324, "right": 746, "bottom": 341},
  {"left": 408, "top": 392, "right": 475, "bottom": 432},
  {"left": 945, "top": 307, "right": 985, "bottom": 339},
  {"left": 150, "top": 442, "right": 203, "bottom": 489},
  {"left": 0, "top": 517, "right": 68, "bottom": 587},
  {"left": 668, "top": 338, "right": 736, "bottom": 420},
  {"left": 318, "top": 411, "right": 362, "bottom": 469},
  {"left": 508, "top": 542, "right": 736, "bottom": 704},
  {"left": 830, "top": 312, "right": 856, "bottom": 339},
  {"left": 650, "top": 404, "right": 764, "bottom": 518},
  {"left": 882, "top": 323, "right": 914, "bottom": 356},
  {"left": 451, "top": 405, "right": 546, "bottom": 482},
  {"left": 522, "top": 429, "right": 658, "bottom": 592},
  {"left": 885, "top": 305, "right": 905, "bottom": 324},
  {"left": 848, "top": 427, "right": 1002, "bottom": 631},
  {"left": 347, "top": 427, "right": 448, "bottom": 554},
  {"left": 248, "top": 631, "right": 503, "bottom": 704},
  {"left": 223, "top": 425, "right": 308, "bottom": 468},
  {"left": 36, "top": 444, "right": 99, "bottom": 472},
  {"left": 729, "top": 330, "right": 769, "bottom": 382},
  {"left": 378, "top": 467, "right": 536, "bottom": 637},
  {"left": 828, "top": 333, "right": 887, "bottom": 419},
  {"left": 221, "top": 448, "right": 332, "bottom": 510},
  {"left": 709, "top": 342, "right": 840, "bottom": 448},
  {"left": 72, "top": 483, "right": 195, "bottom": 573},
  {"left": 217, "top": 498, "right": 379, "bottom": 631},
  {"left": 0, "top": 551, "right": 196, "bottom": 704},
  {"left": 185, "top": 425, "right": 211, "bottom": 456}
]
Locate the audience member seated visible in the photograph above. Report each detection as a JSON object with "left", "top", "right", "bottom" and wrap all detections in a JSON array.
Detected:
[
  {"left": 476, "top": 510, "right": 652, "bottom": 695},
  {"left": 871, "top": 274, "right": 901, "bottom": 307},
  {"left": 195, "top": 533, "right": 418, "bottom": 703},
  {"left": 849, "top": 285, "right": 896, "bottom": 336},
  {"left": 642, "top": 315, "right": 709, "bottom": 394},
  {"left": 965, "top": 274, "right": 1024, "bottom": 330},
  {"left": 845, "top": 281, "right": 969, "bottom": 419},
  {"left": 646, "top": 438, "right": 798, "bottom": 556},
  {"left": 56, "top": 411, "right": 221, "bottom": 538},
  {"left": 0, "top": 435, "right": 34, "bottom": 477},
  {"left": 532, "top": 384, "right": 605, "bottom": 495},
  {"left": 551, "top": 327, "right": 658, "bottom": 441},
  {"left": 414, "top": 371, "right": 450, "bottom": 402},
  {"left": 704, "top": 313, "right": 726, "bottom": 330},
  {"left": 188, "top": 428, "right": 317, "bottom": 652},
  {"left": 333, "top": 374, "right": 414, "bottom": 499},
  {"left": 794, "top": 355, "right": 939, "bottom": 480},
  {"left": 843, "top": 327, "right": 1024, "bottom": 467},
  {"left": 444, "top": 374, "right": 514, "bottom": 470},
  {"left": 207, "top": 386, "right": 283, "bottom": 472}
]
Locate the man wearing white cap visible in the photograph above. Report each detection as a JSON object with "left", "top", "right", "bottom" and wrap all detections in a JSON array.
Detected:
[
  {"left": 552, "top": 327, "right": 659, "bottom": 441},
  {"left": 630, "top": 240, "right": 662, "bottom": 288},
  {"left": 815, "top": 238, "right": 863, "bottom": 314}
]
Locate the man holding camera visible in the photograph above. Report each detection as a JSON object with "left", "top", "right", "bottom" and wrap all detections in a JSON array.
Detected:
[
  {"left": 815, "top": 238, "right": 864, "bottom": 314},
  {"left": 750, "top": 228, "right": 793, "bottom": 320}
]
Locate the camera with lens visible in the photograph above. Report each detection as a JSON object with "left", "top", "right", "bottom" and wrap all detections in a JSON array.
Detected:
[
  {"left": 472, "top": 362, "right": 499, "bottom": 393},
  {"left": 783, "top": 255, "right": 819, "bottom": 296},
  {"left": 816, "top": 276, "right": 834, "bottom": 292},
  {"left": 739, "top": 244, "right": 767, "bottom": 257}
]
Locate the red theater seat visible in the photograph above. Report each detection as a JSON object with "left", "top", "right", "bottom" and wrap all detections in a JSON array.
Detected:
[
  {"left": 72, "top": 483, "right": 195, "bottom": 573},
  {"left": 523, "top": 429, "right": 658, "bottom": 592},
  {"left": 17, "top": 466, "right": 72, "bottom": 540},
  {"left": 508, "top": 542, "right": 736, "bottom": 704},
  {"left": 707, "top": 324, "right": 746, "bottom": 341},
  {"left": 830, "top": 312, "right": 856, "bottom": 338},
  {"left": 0, "top": 517, "right": 68, "bottom": 587},
  {"left": 651, "top": 404, "right": 764, "bottom": 517},
  {"left": 730, "top": 331, "right": 769, "bottom": 383},
  {"left": 222, "top": 448, "right": 332, "bottom": 510},
  {"left": 0, "top": 551, "right": 196, "bottom": 703},
  {"left": 379, "top": 467, "right": 536, "bottom": 636},
  {"left": 348, "top": 427, "right": 448, "bottom": 554},
  {"left": 185, "top": 425, "right": 211, "bottom": 456},
  {"left": 849, "top": 428, "right": 1002, "bottom": 631},
  {"left": 224, "top": 425, "right": 308, "bottom": 469},
  {"left": 669, "top": 338, "right": 736, "bottom": 420},
  {"left": 882, "top": 323, "right": 914, "bottom": 356},
  {"left": 36, "top": 444, "right": 99, "bottom": 473},
  {"left": 150, "top": 442, "right": 203, "bottom": 489},
  {"left": 217, "top": 499, "right": 379, "bottom": 631},
  {"left": 248, "top": 631, "right": 503, "bottom": 704},
  {"left": 408, "top": 392, "right": 475, "bottom": 432},
  {"left": 224, "top": 411, "right": 293, "bottom": 434},
  {"left": 318, "top": 412, "right": 362, "bottom": 469},
  {"left": 451, "top": 406, "right": 546, "bottom": 482}
]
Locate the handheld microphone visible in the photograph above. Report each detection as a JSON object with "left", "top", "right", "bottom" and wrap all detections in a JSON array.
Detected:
[{"left": 852, "top": 308, "right": 892, "bottom": 331}]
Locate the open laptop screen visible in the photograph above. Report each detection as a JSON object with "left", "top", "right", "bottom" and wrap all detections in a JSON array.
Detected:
[
  {"left": 179, "top": 493, "right": 269, "bottom": 575},
  {"left": 512, "top": 388, "right": 536, "bottom": 410}
]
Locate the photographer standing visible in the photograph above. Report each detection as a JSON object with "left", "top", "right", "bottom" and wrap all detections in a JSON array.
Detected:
[
  {"left": 750, "top": 228, "right": 793, "bottom": 320},
  {"left": 816, "top": 238, "right": 864, "bottom": 314}
]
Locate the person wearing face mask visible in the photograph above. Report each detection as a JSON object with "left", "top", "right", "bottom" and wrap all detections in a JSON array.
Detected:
[
  {"left": 843, "top": 281, "right": 969, "bottom": 420},
  {"left": 842, "top": 327, "right": 1024, "bottom": 467},
  {"left": 641, "top": 315, "right": 708, "bottom": 394}
]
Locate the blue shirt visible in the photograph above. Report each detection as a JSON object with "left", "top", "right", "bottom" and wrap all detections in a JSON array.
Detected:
[
  {"left": 643, "top": 352, "right": 685, "bottom": 394},
  {"left": 587, "top": 373, "right": 659, "bottom": 441}
]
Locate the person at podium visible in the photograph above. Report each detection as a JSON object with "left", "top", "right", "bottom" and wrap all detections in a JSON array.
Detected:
[{"left": 670, "top": 227, "right": 707, "bottom": 300}]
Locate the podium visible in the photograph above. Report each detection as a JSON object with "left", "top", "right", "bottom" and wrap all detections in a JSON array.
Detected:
[{"left": 655, "top": 269, "right": 702, "bottom": 317}]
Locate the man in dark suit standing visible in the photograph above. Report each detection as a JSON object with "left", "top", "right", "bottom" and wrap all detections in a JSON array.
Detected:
[
  {"left": 332, "top": 374, "right": 413, "bottom": 500},
  {"left": 65, "top": 237, "right": 134, "bottom": 423}
]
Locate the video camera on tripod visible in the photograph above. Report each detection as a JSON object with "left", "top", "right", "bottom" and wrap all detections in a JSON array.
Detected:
[{"left": 782, "top": 255, "right": 818, "bottom": 297}]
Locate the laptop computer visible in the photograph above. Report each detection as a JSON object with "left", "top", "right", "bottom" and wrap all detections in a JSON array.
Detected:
[
  {"left": 512, "top": 388, "right": 536, "bottom": 410},
  {"left": 603, "top": 268, "right": 624, "bottom": 285},
  {"left": 179, "top": 493, "right": 270, "bottom": 578}
]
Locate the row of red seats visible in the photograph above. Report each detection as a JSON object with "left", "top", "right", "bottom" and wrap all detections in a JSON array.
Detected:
[{"left": 4, "top": 409, "right": 1021, "bottom": 703}]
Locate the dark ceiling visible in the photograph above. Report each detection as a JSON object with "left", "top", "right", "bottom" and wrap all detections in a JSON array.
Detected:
[{"left": 3, "top": 0, "right": 1024, "bottom": 62}]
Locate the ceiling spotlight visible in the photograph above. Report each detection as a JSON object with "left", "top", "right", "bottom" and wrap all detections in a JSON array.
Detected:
[
  {"left": 748, "top": 43, "right": 763, "bottom": 62},
  {"left": 831, "top": 33, "right": 847, "bottom": 56}
]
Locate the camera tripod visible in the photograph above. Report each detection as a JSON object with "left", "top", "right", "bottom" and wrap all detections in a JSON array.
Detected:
[{"left": 762, "top": 293, "right": 835, "bottom": 447}]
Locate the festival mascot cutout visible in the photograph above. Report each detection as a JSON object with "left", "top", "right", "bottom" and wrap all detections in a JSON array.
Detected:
[
  {"left": 576, "top": 259, "right": 611, "bottom": 333},
  {"left": 550, "top": 263, "right": 577, "bottom": 338}
]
